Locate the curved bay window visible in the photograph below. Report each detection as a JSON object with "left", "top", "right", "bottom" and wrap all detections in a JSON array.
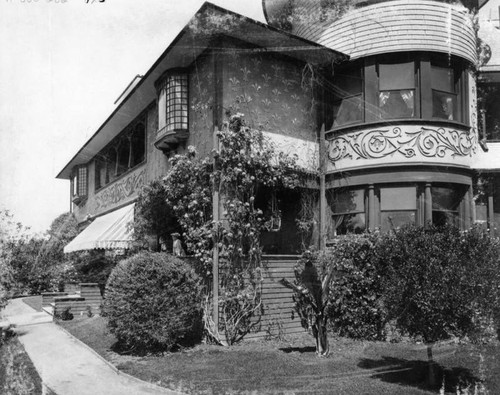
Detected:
[
  {"left": 327, "top": 181, "right": 470, "bottom": 237},
  {"left": 71, "top": 165, "right": 88, "bottom": 205},
  {"left": 155, "top": 69, "right": 189, "bottom": 152},
  {"left": 330, "top": 53, "right": 468, "bottom": 128}
]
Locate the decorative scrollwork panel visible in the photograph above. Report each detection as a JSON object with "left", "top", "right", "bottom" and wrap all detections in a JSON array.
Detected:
[{"left": 327, "top": 125, "right": 478, "bottom": 171}]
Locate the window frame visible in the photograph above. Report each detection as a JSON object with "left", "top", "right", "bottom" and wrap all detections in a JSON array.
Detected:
[
  {"left": 329, "top": 53, "right": 468, "bottom": 129},
  {"left": 71, "top": 165, "right": 88, "bottom": 204},
  {"left": 93, "top": 111, "right": 148, "bottom": 192}
]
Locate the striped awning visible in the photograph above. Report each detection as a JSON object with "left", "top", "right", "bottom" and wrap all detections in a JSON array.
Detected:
[{"left": 64, "top": 203, "right": 135, "bottom": 253}]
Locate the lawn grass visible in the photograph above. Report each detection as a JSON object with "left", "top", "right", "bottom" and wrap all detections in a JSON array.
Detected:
[
  {"left": 22, "top": 295, "right": 42, "bottom": 312},
  {"left": 0, "top": 334, "right": 43, "bottom": 394},
  {"left": 58, "top": 316, "right": 500, "bottom": 394}
]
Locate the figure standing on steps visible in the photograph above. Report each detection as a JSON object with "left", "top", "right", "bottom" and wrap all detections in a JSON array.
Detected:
[{"left": 171, "top": 232, "right": 186, "bottom": 257}]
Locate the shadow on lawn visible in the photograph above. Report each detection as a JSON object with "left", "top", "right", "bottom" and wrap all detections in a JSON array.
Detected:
[
  {"left": 280, "top": 346, "right": 316, "bottom": 354},
  {"left": 358, "top": 356, "right": 481, "bottom": 392}
]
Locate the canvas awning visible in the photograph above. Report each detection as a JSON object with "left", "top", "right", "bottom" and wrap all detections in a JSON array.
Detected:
[{"left": 64, "top": 203, "right": 135, "bottom": 253}]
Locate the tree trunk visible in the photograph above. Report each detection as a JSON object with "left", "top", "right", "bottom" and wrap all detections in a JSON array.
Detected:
[{"left": 426, "top": 343, "right": 436, "bottom": 387}]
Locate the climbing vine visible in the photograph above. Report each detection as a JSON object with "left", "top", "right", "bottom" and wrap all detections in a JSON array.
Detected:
[{"left": 162, "top": 113, "right": 300, "bottom": 344}]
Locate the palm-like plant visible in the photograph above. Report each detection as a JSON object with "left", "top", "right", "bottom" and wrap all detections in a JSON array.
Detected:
[{"left": 281, "top": 259, "right": 334, "bottom": 357}]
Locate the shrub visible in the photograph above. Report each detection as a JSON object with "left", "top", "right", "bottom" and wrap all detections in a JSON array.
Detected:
[
  {"left": 70, "top": 251, "right": 118, "bottom": 295},
  {"left": 103, "top": 252, "right": 202, "bottom": 352},
  {"left": 299, "top": 236, "right": 386, "bottom": 341}
]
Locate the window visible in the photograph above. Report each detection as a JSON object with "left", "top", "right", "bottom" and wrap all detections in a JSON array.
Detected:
[
  {"left": 329, "top": 189, "right": 366, "bottom": 235},
  {"left": 379, "top": 186, "right": 416, "bottom": 232},
  {"left": 165, "top": 73, "right": 188, "bottom": 132},
  {"left": 72, "top": 165, "right": 87, "bottom": 204},
  {"left": 378, "top": 62, "right": 415, "bottom": 119},
  {"left": 432, "top": 185, "right": 464, "bottom": 227},
  {"left": 328, "top": 54, "right": 467, "bottom": 128},
  {"left": 93, "top": 113, "right": 147, "bottom": 191},
  {"left": 431, "top": 65, "right": 458, "bottom": 121},
  {"left": 333, "top": 68, "right": 363, "bottom": 127}
]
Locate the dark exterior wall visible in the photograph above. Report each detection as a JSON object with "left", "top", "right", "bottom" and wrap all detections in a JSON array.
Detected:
[
  {"left": 188, "top": 52, "right": 215, "bottom": 158},
  {"left": 146, "top": 102, "right": 170, "bottom": 181},
  {"left": 222, "top": 43, "right": 317, "bottom": 141},
  {"left": 72, "top": 104, "right": 164, "bottom": 224}
]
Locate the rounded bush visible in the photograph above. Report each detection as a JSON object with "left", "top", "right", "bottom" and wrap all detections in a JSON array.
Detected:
[{"left": 103, "top": 252, "right": 202, "bottom": 352}]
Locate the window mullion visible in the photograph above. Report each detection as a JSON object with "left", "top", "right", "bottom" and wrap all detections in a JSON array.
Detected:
[{"left": 420, "top": 58, "right": 432, "bottom": 119}]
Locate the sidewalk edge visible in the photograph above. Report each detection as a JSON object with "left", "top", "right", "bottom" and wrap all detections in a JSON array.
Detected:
[{"left": 55, "top": 323, "right": 184, "bottom": 395}]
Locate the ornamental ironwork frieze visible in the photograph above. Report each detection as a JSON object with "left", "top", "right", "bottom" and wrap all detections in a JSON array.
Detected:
[
  {"left": 327, "top": 126, "right": 477, "bottom": 163},
  {"left": 94, "top": 168, "right": 146, "bottom": 211}
]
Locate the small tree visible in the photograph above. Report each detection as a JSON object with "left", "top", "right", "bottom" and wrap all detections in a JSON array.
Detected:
[{"left": 281, "top": 250, "right": 334, "bottom": 357}]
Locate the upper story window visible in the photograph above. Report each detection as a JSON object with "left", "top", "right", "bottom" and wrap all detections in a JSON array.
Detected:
[
  {"left": 330, "top": 53, "right": 468, "bottom": 129},
  {"left": 333, "top": 68, "right": 363, "bottom": 127},
  {"left": 431, "top": 64, "right": 459, "bottom": 121},
  {"left": 154, "top": 69, "right": 189, "bottom": 153},
  {"left": 71, "top": 165, "right": 88, "bottom": 204},
  {"left": 378, "top": 61, "right": 416, "bottom": 120},
  {"left": 94, "top": 113, "right": 147, "bottom": 191}
]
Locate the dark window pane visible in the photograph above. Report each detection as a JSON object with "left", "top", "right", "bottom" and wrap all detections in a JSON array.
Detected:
[
  {"left": 335, "top": 68, "right": 362, "bottom": 97},
  {"left": 379, "top": 90, "right": 414, "bottom": 119},
  {"left": 432, "top": 186, "right": 462, "bottom": 211},
  {"left": 332, "top": 213, "right": 366, "bottom": 235},
  {"left": 334, "top": 95, "right": 363, "bottom": 126},
  {"left": 381, "top": 211, "right": 416, "bottom": 232},
  {"left": 331, "top": 189, "right": 364, "bottom": 214},
  {"left": 431, "top": 65, "right": 455, "bottom": 93},
  {"left": 379, "top": 62, "right": 415, "bottom": 90}
]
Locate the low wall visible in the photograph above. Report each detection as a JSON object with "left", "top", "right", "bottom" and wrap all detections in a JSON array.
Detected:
[{"left": 41, "top": 292, "right": 68, "bottom": 307}]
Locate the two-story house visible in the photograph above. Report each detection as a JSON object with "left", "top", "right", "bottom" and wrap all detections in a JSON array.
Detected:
[{"left": 59, "top": 0, "right": 500, "bottom": 334}]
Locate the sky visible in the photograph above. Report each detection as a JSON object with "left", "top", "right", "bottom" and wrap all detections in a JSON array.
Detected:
[{"left": 0, "top": 0, "right": 265, "bottom": 234}]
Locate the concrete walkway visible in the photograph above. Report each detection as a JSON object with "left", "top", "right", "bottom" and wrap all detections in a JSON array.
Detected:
[{"left": 2, "top": 298, "right": 183, "bottom": 395}]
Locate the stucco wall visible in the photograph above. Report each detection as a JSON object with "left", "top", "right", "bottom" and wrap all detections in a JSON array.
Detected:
[
  {"left": 188, "top": 52, "right": 215, "bottom": 158},
  {"left": 222, "top": 46, "right": 317, "bottom": 142}
]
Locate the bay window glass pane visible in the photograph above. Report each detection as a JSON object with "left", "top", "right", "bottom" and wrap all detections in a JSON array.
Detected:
[
  {"left": 432, "top": 186, "right": 462, "bottom": 211},
  {"left": 432, "top": 186, "right": 463, "bottom": 227},
  {"left": 380, "top": 187, "right": 416, "bottom": 210},
  {"left": 431, "top": 66, "right": 454, "bottom": 93},
  {"left": 331, "top": 189, "right": 365, "bottom": 214},
  {"left": 333, "top": 67, "right": 363, "bottom": 127},
  {"left": 432, "top": 91, "right": 456, "bottom": 120},
  {"left": 379, "top": 62, "right": 414, "bottom": 90},
  {"left": 332, "top": 213, "right": 366, "bottom": 235},
  {"left": 334, "top": 95, "right": 363, "bottom": 126},
  {"left": 381, "top": 211, "right": 415, "bottom": 232},
  {"left": 379, "top": 90, "right": 414, "bottom": 119},
  {"left": 335, "top": 68, "right": 362, "bottom": 96},
  {"left": 379, "top": 62, "right": 415, "bottom": 119}
]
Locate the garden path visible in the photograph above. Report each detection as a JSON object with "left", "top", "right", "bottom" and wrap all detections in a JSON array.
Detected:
[{"left": 2, "top": 298, "right": 183, "bottom": 395}]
